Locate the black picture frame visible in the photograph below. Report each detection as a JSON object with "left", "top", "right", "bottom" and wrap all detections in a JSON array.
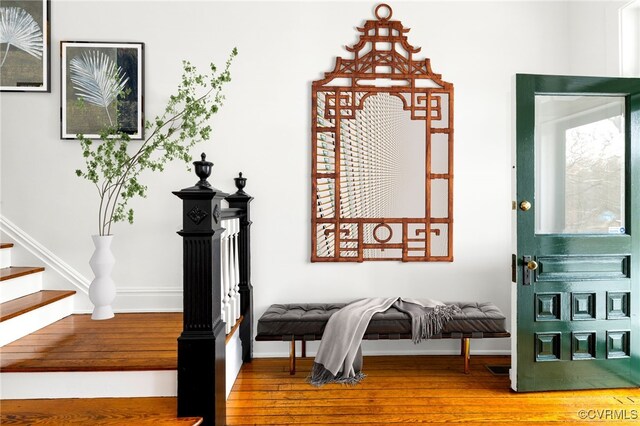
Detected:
[
  {"left": 0, "top": 0, "right": 51, "bottom": 92},
  {"left": 61, "top": 41, "right": 144, "bottom": 139}
]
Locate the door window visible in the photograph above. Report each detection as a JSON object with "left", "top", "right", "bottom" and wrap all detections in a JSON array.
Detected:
[{"left": 534, "top": 96, "right": 625, "bottom": 234}]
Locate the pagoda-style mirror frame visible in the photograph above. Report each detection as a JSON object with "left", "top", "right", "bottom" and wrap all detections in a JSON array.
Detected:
[{"left": 311, "top": 4, "right": 454, "bottom": 262}]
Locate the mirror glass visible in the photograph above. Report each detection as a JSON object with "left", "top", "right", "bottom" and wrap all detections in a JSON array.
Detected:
[{"left": 339, "top": 93, "right": 425, "bottom": 219}]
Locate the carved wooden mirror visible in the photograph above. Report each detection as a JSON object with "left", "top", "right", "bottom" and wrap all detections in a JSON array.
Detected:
[{"left": 312, "top": 4, "right": 454, "bottom": 262}]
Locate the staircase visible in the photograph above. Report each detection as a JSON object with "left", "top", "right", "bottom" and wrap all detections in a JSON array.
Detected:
[
  {"left": 0, "top": 242, "right": 203, "bottom": 424},
  {"left": 0, "top": 241, "right": 235, "bottom": 425},
  {"left": 0, "top": 243, "right": 76, "bottom": 346}
]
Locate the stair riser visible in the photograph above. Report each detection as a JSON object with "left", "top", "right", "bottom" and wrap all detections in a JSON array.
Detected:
[
  {"left": 0, "top": 370, "right": 177, "bottom": 399},
  {"left": 0, "top": 296, "right": 73, "bottom": 346},
  {"left": 0, "top": 272, "right": 42, "bottom": 304},
  {"left": 0, "top": 247, "right": 11, "bottom": 269},
  {"left": 226, "top": 329, "right": 242, "bottom": 399}
]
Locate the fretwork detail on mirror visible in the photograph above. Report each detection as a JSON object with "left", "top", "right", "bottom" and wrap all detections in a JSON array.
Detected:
[{"left": 312, "top": 4, "right": 454, "bottom": 262}]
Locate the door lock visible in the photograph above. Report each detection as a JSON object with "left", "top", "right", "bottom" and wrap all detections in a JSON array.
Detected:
[{"left": 523, "top": 255, "right": 537, "bottom": 285}]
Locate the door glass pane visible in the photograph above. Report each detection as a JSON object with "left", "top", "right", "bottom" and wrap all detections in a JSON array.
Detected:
[{"left": 535, "top": 96, "right": 625, "bottom": 234}]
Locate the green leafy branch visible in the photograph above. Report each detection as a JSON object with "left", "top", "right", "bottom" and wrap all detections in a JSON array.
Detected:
[{"left": 75, "top": 48, "right": 237, "bottom": 236}]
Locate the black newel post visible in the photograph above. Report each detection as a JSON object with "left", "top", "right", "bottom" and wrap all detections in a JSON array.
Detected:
[
  {"left": 226, "top": 172, "right": 254, "bottom": 362},
  {"left": 173, "top": 153, "right": 228, "bottom": 426}
]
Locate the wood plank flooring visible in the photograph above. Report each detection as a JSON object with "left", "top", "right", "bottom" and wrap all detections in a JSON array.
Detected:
[
  {"left": 1, "top": 356, "right": 638, "bottom": 424},
  {"left": 0, "top": 313, "right": 182, "bottom": 372},
  {"left": 227, "top": 355, "right": 640, "bottom": 425},
  {"left": 2, "top": 313, "right": 638, "bottom": 425}
]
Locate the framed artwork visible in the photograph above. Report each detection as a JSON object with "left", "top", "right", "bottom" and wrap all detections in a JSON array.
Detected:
[
  {"left": 0, "top": 0, "right": 50, "bottom": 92},
  {"left": 61, "top": 41, "right": 144, "bottom": 139}
]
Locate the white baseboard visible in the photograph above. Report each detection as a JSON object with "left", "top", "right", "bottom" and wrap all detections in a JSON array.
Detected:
[
  {"left": 0, "top": 370, "right": 177, "bottom": 399},
  {"left": 71, "top": 287, "right": 184, "bottom": 314},
  {"left": 0, "top": 296, "right": 74, "bottom": 346},
  {"left": 256, "top": 349, "right": 512, "bottom": 358},
  {"left": 0, "top": 272, "right": 42, "bottom": 304},
  {"left": 115, "top": 287, "right": 184, "bottom": 312}
]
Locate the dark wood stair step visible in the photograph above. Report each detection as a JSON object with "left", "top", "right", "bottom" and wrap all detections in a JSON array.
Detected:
[
  {"left": 0, "top": 290, "right": 76, "bottom": 322},
  {"left": 0, "top": 243, "right": 14, "bottom": 249},
  {"left": 1, "top": 397, "right": 202, "bottom": 425},
  {"left": 0, "top": 266, "right": 45, "bottom": 282}
]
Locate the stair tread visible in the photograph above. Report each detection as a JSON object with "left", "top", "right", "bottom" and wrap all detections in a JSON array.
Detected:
[
  {"left": 0, "top": 290, "right": 76, "bottom": 322},
  {"left": 0, "top": 266, "right": 45, "bottom": 282},
  {"left": 0, "top": 243, "right": 14, "bottom": 249},
  {"left": 1, "top": 313, "right": 181, "bottom": 372},
  {"left": 1, "top": 397, "right": 202, "bottom": 425}
]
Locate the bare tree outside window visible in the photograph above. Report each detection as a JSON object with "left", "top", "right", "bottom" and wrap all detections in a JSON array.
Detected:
[{"left": 564, "top": 116, "right": 625, "bottom": 233}]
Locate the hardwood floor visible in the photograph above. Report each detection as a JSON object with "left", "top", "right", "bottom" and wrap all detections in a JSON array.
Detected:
[
  {"left": 1, "top": 355, "right": 638, "bottom": 424},
  {"left": 2, "top": 315, "right": 638, "bottom": 425},
  {"left": 227, "top": 355, "right": 640, "bottom": 425},
  {"left": 0, "top": 313, "right": 181, "bottom": 372}
]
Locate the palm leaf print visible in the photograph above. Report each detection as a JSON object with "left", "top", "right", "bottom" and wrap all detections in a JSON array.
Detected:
[
  {"left": 69, "top": 50, "right": 129, "bottom": 126},
  {"left": 0, "top": 7, "right": 43, "bottom": 68}
]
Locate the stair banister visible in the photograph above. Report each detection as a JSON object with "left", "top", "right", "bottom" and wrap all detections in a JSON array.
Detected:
[
  {"left": 174, "top": 154, "right": 253, "bottom": 426},
  {"left": 173, "top": 153, "right": 228, "bottom": 426}
]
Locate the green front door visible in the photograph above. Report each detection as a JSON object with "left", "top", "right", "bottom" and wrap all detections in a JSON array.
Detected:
[{"left": 514, "top": 74, "right": 640, "bottom": 392}]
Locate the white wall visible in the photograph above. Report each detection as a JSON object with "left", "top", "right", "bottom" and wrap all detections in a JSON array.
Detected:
[
  {"left": 621, "top": 0, "right": 640, "bottom": 76},
  {"left": 568, "top": 0, "right": 626, "bottom": 76},
  {"left": 0, "top": 1, "right": 625, "bottom": 356}
]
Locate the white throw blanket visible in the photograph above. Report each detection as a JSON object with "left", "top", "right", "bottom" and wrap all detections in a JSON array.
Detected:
[{"left": 309, "top": 297, "right": 460, "bottom": 386}]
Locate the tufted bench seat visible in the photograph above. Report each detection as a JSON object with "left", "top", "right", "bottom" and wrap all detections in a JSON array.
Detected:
[{"left": 256, "top": 302, "right": 510, "bottom": 374}]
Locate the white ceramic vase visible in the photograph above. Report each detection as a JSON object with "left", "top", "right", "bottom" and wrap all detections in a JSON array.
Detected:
[{"left": 89, "top": 235, "right": 116, "bottom": 320}]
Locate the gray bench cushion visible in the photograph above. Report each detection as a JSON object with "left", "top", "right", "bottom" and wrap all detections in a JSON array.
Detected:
[{"left": 257, "top": 302, "right": 507, "bottom": 338}]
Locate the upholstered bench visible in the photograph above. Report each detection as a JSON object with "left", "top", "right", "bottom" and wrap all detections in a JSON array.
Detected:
[{"left": 256, "top": 302, "right": 510, "bottom": 374}]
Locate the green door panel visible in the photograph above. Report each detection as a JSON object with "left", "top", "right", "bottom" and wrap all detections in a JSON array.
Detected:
[
  {"left": 535, "top": 255, "right": 629, "bottom": 281},
  {"left": 514, "top": 74, "right": 640, "bottom": 392}
]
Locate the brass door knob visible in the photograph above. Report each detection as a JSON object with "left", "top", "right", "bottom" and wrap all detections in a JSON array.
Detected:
[
  {"left": 520, "top": 201, "right": 532, "bottom": 211},
  {"left": 527, "top": 260, "right": 538, "bottom": 271}
]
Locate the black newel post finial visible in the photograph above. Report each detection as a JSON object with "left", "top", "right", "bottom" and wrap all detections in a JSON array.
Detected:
[
  {"left": 194, "top": 152, "right": 213, "bottom": 187},
  {"left": 234, "top": 172, "right": 247, "bottom": 194}
]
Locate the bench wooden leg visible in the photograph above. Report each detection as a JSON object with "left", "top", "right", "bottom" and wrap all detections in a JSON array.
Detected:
[
  {"left": 302, "top": 340, "right": 306, "bottom": 358},
  {"left": 462, "top": 337, "right": 470, "bottom": 374},
  {"left": 289, "top": 340, "right": 296, "bottom": 375}
]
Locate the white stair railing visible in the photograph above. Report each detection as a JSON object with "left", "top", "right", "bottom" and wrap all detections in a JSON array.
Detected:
[
  {"left": 231, "top": 218, "right": 241, "bottom": 322},
  {"left": 221, "top": 218, "right": 242, "bottom": 334},
  {"left": 221, "top": 222, "right": 231, "bottom": 334}
]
